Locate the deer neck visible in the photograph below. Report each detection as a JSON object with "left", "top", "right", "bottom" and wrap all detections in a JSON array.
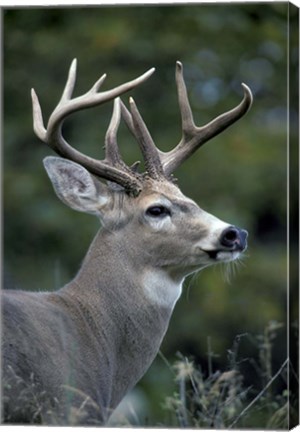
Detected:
[
  {"left": 72, "top": 227, "right": 183, "bottom": 310},
  {"left": 61, "top": 228, "right": 183, "bottom": 411}
]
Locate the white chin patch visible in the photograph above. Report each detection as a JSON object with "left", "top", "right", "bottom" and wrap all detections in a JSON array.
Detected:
[{"left": 216, "top": 251, "right": 241, "bottom": 262}]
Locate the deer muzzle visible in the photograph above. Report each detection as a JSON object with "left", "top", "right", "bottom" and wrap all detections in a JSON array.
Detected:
[{"left": 200, "top": 225, "right": 248, "bottom": 261}]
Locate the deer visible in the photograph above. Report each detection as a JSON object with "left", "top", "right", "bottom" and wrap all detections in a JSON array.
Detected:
[{"left": 2, "top": 59, "right": 252, "bottom": 425}]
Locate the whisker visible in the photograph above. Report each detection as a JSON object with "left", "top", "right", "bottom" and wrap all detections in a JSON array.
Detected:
[{"left": 218, "top": 251, "right": 249, "bottom": 283}]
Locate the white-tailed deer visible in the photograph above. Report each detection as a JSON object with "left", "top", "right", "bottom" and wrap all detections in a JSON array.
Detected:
[{"left": 2, "top": 59, "right": 252, "bottom": 425}]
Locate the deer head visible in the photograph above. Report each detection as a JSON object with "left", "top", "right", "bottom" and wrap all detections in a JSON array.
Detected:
[{"left": 32, "top": 59, "right": 251, "bottom": 285}]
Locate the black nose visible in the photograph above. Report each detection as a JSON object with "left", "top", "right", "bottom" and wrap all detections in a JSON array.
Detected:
[{"left": 220, "top": 226, "right": 248, "bottom": 250}]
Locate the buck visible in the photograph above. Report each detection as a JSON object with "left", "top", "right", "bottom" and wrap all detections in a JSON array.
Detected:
[{"left": 2, "top": 59, "right": 252, "bottom": 425}]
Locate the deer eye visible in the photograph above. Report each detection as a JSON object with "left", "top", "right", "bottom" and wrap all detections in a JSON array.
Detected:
[{"left": 146, "top": 205, "right": 171, "bottom": 217}]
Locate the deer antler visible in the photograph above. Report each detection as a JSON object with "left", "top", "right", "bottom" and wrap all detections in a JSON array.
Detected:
[
  {"left": 32, "top": 59, "right": 155, "bottom": 196},
  {"left": 33, "top": 59, "right": 252, "bottom": 195},
  {"left": 160, "top": 62, "right": 253, "bottom": 176},
  {"left": 121, "top": 61, "right": 253, "bottom": 179}
]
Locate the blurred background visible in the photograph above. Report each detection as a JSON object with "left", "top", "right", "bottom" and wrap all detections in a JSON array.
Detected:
[{"left": 3, "top": 4, "right": 298, "bottom": 428}]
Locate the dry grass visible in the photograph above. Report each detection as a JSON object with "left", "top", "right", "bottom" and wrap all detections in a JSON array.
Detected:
[
  {"left": 1, "top": 368, "right": 104, "bottom": 425},
  {"left": 161, "top": 322, "right": 296, "bottom": 429}
]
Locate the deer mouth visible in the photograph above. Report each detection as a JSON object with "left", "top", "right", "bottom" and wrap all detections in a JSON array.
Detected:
[{"left": 202, "top": 245, "right": 246, "bottom": 262}]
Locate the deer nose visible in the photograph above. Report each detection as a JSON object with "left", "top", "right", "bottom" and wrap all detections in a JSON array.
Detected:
[{"left": 220, "top": 226, "right": 248, "bottom": 250}]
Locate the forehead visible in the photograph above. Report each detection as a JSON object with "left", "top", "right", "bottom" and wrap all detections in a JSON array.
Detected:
[{"left": 137, "top": 179, "right": 197, "bottom": 207}]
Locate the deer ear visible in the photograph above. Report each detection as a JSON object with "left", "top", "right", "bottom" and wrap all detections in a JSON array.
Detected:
[{"left": 43, "top": 156, "right": 110, "bottom": 215}]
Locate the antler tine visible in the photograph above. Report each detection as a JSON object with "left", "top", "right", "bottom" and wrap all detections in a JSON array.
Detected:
[
  {"left": 161, "top": 61, "right": 253, "bottom": 176},
  {"left": 32, "top": 60, "right": 156, "bottom": 196},
  {"left": 105, "top": 97, "right": 122, "bottom": 166},
  {"left": 105, "top": 97, "right": 129, "bottom": 169},
  {"left": 120, "top": 98, "right": 165, "bottom": 179},
  {"left": 60, "top": 58, "right": 78, "bottom": 102},
  {"left": 128, "top": 98, "right": 164, "bottom": 180},
  {"left": 120, "top": 99, "right": 136, "bottom": 138}
]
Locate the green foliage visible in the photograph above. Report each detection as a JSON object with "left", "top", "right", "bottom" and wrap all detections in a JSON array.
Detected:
[{"left": 3, "top": 4, "right": 297, "bottom": 427}]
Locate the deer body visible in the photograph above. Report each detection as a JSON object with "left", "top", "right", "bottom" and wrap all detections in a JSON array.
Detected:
[
  {"left": 3, "top": 183, "right": 224, "bottom": 424},
  {"left": 2, "top": 60, "right": 252, "bottom": 425},
  {"left": 3, "top": 232, "right": 176, "bottom": 424}
]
